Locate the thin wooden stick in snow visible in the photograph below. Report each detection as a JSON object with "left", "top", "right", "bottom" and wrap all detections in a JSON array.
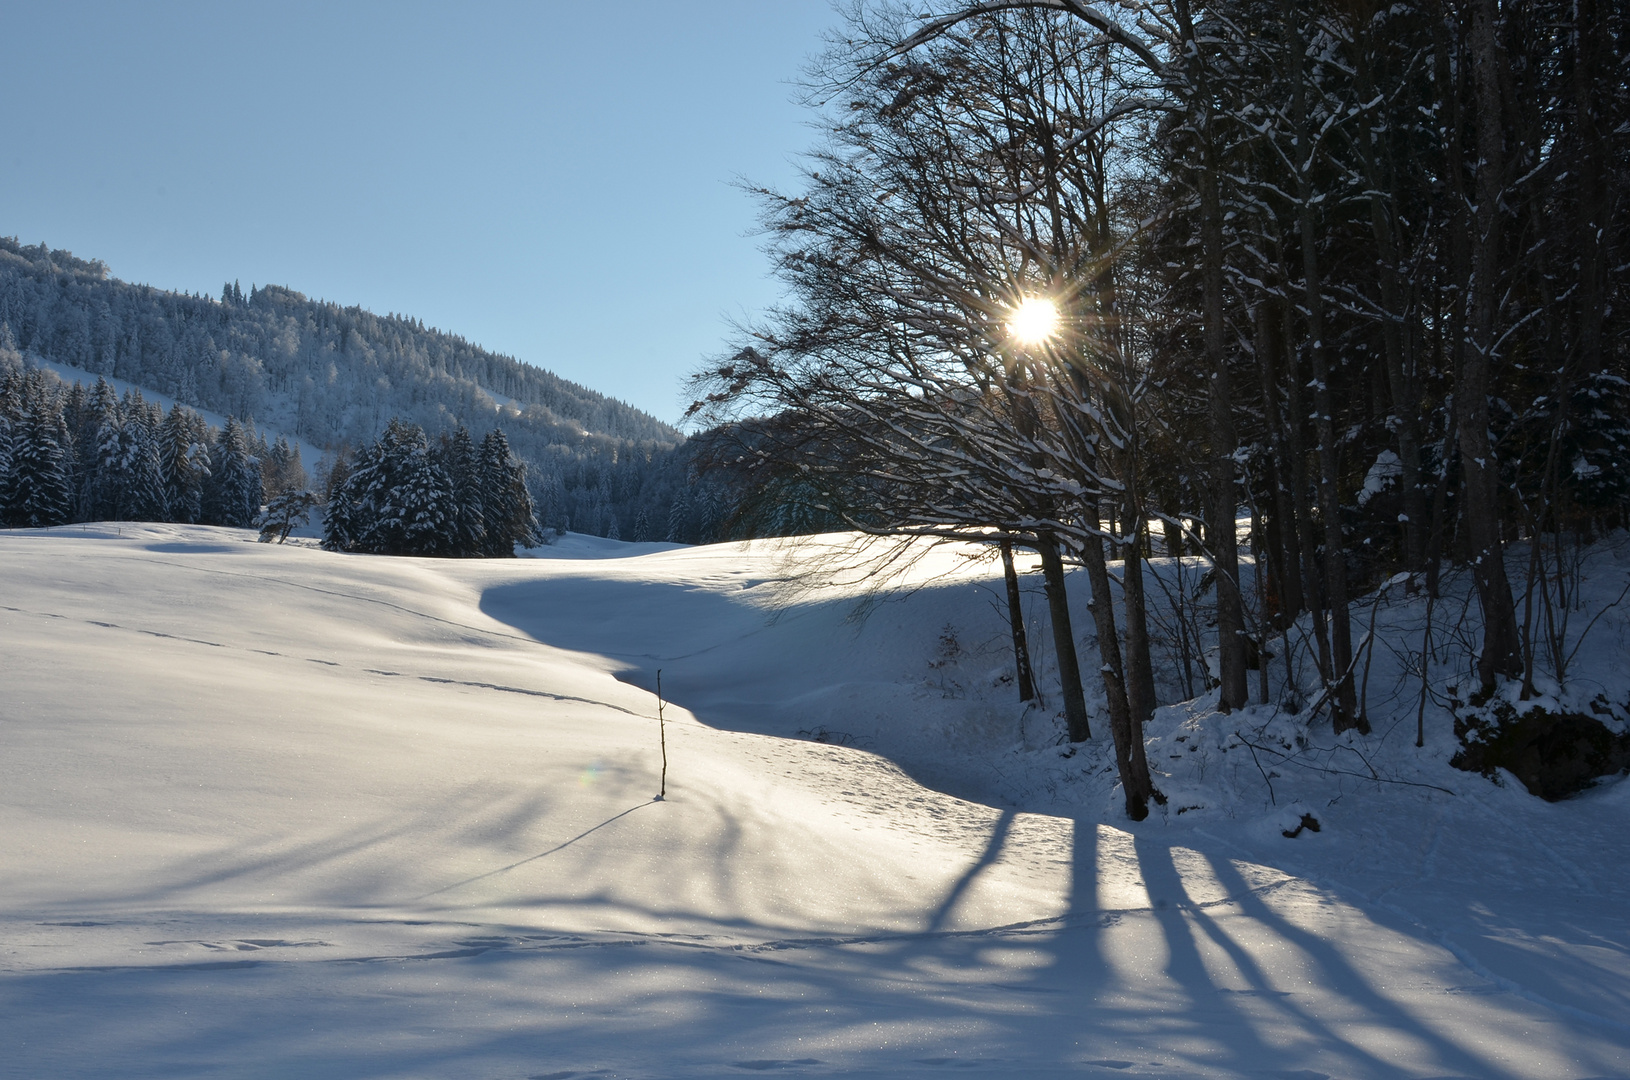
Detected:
[{"left": 655, "top": 669, "right": 668, "bottom": 802}]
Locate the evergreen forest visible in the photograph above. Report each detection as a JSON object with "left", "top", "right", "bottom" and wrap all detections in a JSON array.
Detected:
[{"left": 0, "top": 353, "right": 549, "bottom": 558}]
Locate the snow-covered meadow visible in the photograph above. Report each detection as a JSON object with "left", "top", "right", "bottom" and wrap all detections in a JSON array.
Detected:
[{"left": 2, "top": 524, "right": 1628, "bottom": 1079}]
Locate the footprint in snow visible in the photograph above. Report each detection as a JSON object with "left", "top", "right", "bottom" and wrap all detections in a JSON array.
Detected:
[
  {"left": 143, "top": 938, "right": 330, "bottom": 951},
  {"left": 731, "top": 1061, "right": 823, "bottom": 1071}
]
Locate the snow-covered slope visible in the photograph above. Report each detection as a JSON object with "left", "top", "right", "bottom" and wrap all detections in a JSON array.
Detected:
[
  {"left": 25, "top": 355, "right": 331, "bottom": 471},
  {"left": 2, "top": 525, "right": 1627, "bottom": 1079}
]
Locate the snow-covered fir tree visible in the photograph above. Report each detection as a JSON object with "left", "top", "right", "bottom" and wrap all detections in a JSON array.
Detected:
[
  {"left": 261, "top": 435, "right": 305, "bottom": 497},
  {"left": 118, "top": 390, "right": 168, "bottom": 523},
  {"left": 0, "top": 371, "right": 72, "bottom": 527},
  {"left": 84, "top": 378, "right": 124, "bottom": 522},
  {"left": 258, "top": 488, "right": 317, "bottom": 544},
  {"left": 326, "top": 419, "right": 445, "bottom": 556},
  {"left": 478, "top": 428, "right": 541, "bottom": 556},
  {"left": 205, "top": 417, "right": 261, "bottom": 528},
  {"left": 439, "top": 425, "right": 486, "bottom": 557},
  {"left": 158, "top": 404, "right": 210, "bottom": 525},
  {"left": 393, "top": 425, "right": 456, "bottom": 556}
]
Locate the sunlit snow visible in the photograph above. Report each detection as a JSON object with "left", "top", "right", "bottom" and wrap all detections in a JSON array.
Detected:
[{"left": 2, "top": 524, "right": 1627, "bottom": 1079}]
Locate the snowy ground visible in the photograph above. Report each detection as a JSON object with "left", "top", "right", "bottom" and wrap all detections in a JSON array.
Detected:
[{"left": 2, "top": 524, "right": 1628, "bottom": 1079}]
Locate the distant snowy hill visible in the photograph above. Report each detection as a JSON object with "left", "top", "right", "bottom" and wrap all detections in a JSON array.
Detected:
[
  {"left": 0, "top": 237, "right": 721, "bottom": 536},
  {"left": 0, "top": 237, "right": 678, "bottom": 452}
]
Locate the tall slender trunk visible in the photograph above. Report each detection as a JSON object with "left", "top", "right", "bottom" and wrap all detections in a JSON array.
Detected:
[
  {"left": 1078, "top": 504, "right": 1153, "bottom": 819},
  {"left": 1000, "top": 538, "right": 1037, "bottom": 702},
  {"left": 1090, "top": 185, "right": 1157, "bottom": 743},
  {"left": 1280, "top": 293, "right": 1336, "bottom": 691},
  {"left": 1431, "top": 0, "right": 1470, "bottom": 595},
  {"left": 1424, "top": 411, "right": 1458, "bottom": 601},
  {"left": 1254, "top": 297, "right": 1305, "bottom": 620},
  {"left": 1120, "top": 463, "right": 1158, "bottom": 729},
  {"left": 1282, "top": 0, "right": 1360, "bottom": 730},
  {"left": 1010, "top": 368, "right": 1094, "bottom": 737},
  {"left": 1461, "top": 0, "right": 1523, "bottom": 689},
  {"left": 1572, "top": 0, "right": 1606, "bottom": 385},
  {"left": 1118, "top": 510, "right": 1161, "bottom": 818},
  {"left": 1203, "top": 160, "right": 1249, "bottom": 714},
  {"left": 1353, "top": 39, "right": 1428, "bottom": 570},
  {"left": 1163, "top": 508, "right": 1183, "bottom": 557},
  {"left": 1176, "top": 0, "right": 1248, "bottom": 712},
  {"left": 1037, "top": 534, "right": 1092, "bottom": 742}
]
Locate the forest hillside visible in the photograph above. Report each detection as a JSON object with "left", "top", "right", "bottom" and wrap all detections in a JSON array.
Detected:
[{"left": 0, "top": 237, "right": 752, "bottom": 539}]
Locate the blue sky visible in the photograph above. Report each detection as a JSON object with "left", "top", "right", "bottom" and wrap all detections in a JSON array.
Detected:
[{"left": 0, "top": 2, "right": 840, "bottom": 425}]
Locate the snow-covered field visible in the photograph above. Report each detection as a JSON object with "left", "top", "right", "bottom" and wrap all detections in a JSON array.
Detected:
[{"left": 3, "top": 524, "right": 1628, "bottom": 1079}]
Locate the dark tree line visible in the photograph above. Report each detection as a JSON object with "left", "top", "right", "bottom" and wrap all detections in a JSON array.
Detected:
[
  {"left": 690, "top": 0, "right": 1630, "bottom": 818},
  {"left": 1, "top": 347, "right": 547, "bottom": 557},
  {"left": 0, "top": 359, "right": 270, "bottom": 530},
  {"left": 322, "top": 419, "right": 542, "bottom": 557}
]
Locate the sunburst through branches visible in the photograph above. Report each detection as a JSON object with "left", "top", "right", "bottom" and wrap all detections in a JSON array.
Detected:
[{"left": 1007, "top": 296, "right": 1060, "bottom": 347}]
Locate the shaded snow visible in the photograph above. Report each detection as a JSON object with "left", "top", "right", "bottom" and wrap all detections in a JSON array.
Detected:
[{"left": 1, "top": 524, "right": 1628, "bottom": 1079}]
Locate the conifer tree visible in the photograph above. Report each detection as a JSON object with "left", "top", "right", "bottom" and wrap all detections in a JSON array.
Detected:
[
  {"left": 0, "top": 373, "right": 72, "bottom": 527},
  {"left": 394, "top": 426, "right": 456, "bottom": 556},
  {"left": 353, "top": 419, "right": 414, "bottom": 553},
  {"left": 333, "top": 437, "right": 389, "bottom": 551},
  {"left": 205, "top": 417, "right": 262, "bottom": 527},
  {"left": 259, "top": 489, "right": 317, "bottom": 543},
  {"left": 320, "top": 453, "right": 358, "bottom": 552},
  {"left": 0, "top": 371, "right": 18, "bottom": 483},
  {"left": 82, "top": 378, "right": 123, "bottom": 521},
  {"left": 262, "top": 435, "right": 306, "bottom": 497},
  {"left": 159, "top": 404, "right": 210, "bottom": 524},
  {"left": 119, "top": 391, "right": 168, "bottom": 522},
  {"left": 666, "top": 485, "right": 691, "bottom": 543},
  {"left": 0, "top": 322, "right": 21, "bottom": 372},
  {"left": 479, "top": 428, "right": 541, "bottom": 556},
  {"left": 439, "top": 425, "right": 486, "bottom": 556}
]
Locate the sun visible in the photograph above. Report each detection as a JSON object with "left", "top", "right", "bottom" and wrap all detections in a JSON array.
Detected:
[{"left": 1007, "top": 296, "right": 1061, "bottom": 347}]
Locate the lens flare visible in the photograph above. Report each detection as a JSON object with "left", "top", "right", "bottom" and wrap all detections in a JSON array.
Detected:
[{"left": 1008, "top": 297, "right": 1061, "bottom": 346}]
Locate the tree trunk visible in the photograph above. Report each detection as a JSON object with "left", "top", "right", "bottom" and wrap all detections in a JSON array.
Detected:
[
  {"left": 1201, "top": 137, "right": 1248, "bottom": 713},
  {"left": 1120, "top": 474, "right": 1158, "bottom": 728},
  {"left": 1037, "top": 534, "right": 1092, "bottom": 742},
  {"left": 1461, "top": 0, "right": 1523, "bottom": 690},
  {"left": 1077, "top": 509, "right": 1153, "bottom": 820},
  {"left": 1353, "top": 44, "right": 1428, "bottom": 571},
  {"left": 1282, "top": 0, "right": 1360, "bottom": 731},
  {"left": 1254, "top": 297, "right": 1305, "bottom": 620},
  {"left": 1280, "top": 293, "right": 1336, "bottom": 692},
  {"left": 1572, "top": 0, "right": 1606, "bottom": 401},
  {"left": 1176, "top": 0, "right": 1248, "bottom": 712},
  {"left": 1000, "top": 538, "right": 1036, "bottom": 702}
]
